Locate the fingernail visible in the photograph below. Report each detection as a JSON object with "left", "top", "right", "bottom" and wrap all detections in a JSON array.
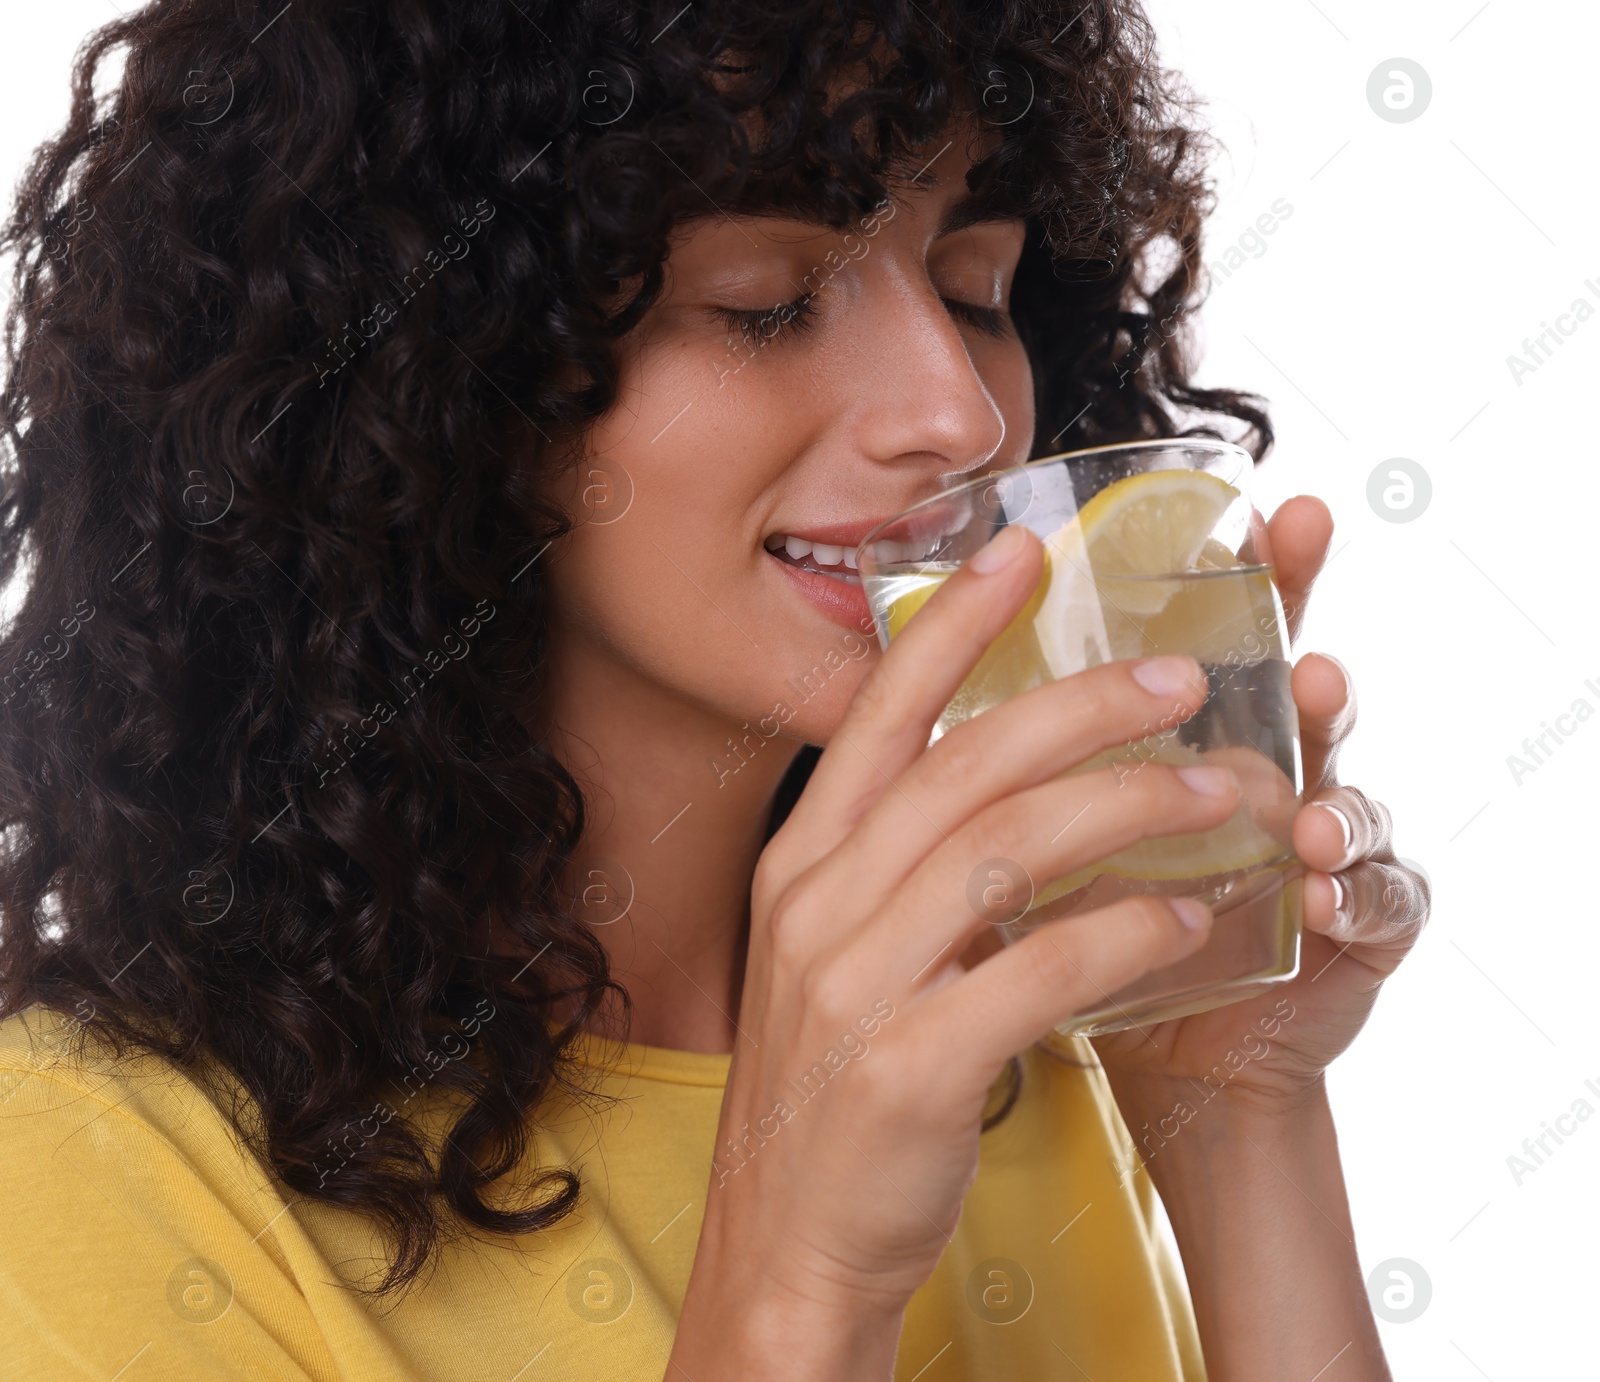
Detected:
[
  {"left": 1330, "top": 872, "right": 1350, "bottom": 922},
  {"left": 968, "top": 524, "right": 1029, "bottom": 574},
  {"left": 1169, "top": 896, "right": 1211, "bottom": 931},
  {"left": 1132, "top": 655, "right": 1202, "bottom": 697},
  {"left": 1316, "top": 802, "right": 1354, "bottom": 855},
  {"left": 1177, "top": 766, "right": 1235, "bottom": 796}
]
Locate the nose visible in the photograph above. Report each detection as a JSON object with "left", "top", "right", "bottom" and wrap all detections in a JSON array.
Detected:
[{"left": 841, "top": 276, "right": 1009, "bottom": 482}]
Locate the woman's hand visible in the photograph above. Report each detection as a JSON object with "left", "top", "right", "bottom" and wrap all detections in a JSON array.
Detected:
[
  {"left": 669, "top": 523, "right": 1244, "bottom": 1381},
  {"left": 1091, "top": 496, "right": 1432, "bottom": 1113}
]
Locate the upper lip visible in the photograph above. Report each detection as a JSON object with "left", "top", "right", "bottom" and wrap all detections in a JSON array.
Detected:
[
  {"left": 764, "top": 502, "right": 966, "bottom": 563},
  {"left": 767, "top": 498, "right": 973, "bottom": 554},
  {"left": 767, "top": 518, "right": 898, "bottom": 550}
]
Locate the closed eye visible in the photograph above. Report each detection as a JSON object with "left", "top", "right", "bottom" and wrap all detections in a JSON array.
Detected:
[
  {"left": 944, "top": 298, "right": 1011, "bottom": 340},
  {"left": 713, "top": 292, "right": 1010, "bottom": 350},
  {"left": 712, "top": 293, "right": 821, "bottom": 350}
]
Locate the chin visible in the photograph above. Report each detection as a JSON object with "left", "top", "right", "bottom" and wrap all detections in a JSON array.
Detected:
[{"left": 767, "top": 659, "right": 876, "bottom": 748}]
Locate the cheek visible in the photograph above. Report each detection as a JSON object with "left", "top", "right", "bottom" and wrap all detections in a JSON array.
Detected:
[
  {"left": 543, "top": 331, "right": 859, "bottom": 734},
  {"left": 549, "top": 402, "right": 758, "bottom": 686}
]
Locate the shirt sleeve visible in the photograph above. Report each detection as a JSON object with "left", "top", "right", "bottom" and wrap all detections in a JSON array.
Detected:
[{"left": 0, "top": 1062, "right": 342, "bottom": 1381}]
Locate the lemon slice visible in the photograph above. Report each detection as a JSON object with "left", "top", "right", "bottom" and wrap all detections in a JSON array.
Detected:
[
  {"left": 1032, "top": 468, "right": 1241, "bottom": 669},
  {"left": 1073, "top": 467, "right": 1242, "bottom": 575},
  {"left": 1070, "top": 468, "right": 1243, "bottom": 649},
  {"left": 1034, "top": 520, "right": 1113, "bottom": 676}
]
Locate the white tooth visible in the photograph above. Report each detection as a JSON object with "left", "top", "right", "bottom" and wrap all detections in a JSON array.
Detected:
[
  {"left": 842, "top": 546, "right": 859, "bottom": 570},
  {"left": 785, "top": 534, "right": 813, "bottom": 561},
  {"left": 811, "top": 542, "right": 843, "bottom": 566}
]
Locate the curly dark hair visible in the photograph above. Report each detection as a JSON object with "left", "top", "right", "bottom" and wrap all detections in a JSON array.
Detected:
[{"left": 0, "top": 0, "right": 1271, "bottom": 1297}]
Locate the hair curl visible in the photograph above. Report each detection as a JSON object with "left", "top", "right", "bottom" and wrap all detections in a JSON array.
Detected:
[{"left": 0, "top": 0, "right": 1270, "bottom": 1296}]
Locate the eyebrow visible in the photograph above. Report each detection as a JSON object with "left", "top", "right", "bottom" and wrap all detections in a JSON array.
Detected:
[
  {"left": 933, "top": 191, "right": 1021, "bottom": 238},
  {"left": 897, "top": 163, "right": 1021, "bottom": 238}
]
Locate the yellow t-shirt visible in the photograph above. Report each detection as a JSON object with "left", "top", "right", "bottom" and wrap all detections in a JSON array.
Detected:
[{"left": 0, "top": 1004, "right": 1205, "bottom": 1380}]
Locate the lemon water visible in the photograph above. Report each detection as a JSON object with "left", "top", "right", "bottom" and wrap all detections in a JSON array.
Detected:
[{"left": 864, "top": 562, "right": 1303, "bottom": 1035}]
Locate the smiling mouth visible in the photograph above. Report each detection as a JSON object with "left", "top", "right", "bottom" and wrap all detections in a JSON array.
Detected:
[
  {"left": 762, "top": 534, "right": 863, "bottom": 582},
  {"left": 762, "top": 517, "right": 966, "bottom": 579}
]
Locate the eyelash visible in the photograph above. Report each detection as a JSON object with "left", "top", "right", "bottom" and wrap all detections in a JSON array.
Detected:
[
  {"left": 714, "top": 293, "right": 1011, "bottom": 348},
  {"left": 714, "top": 293, "right": 822, "bottom": 348}
]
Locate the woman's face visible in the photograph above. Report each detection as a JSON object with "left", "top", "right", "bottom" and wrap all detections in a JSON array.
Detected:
[{"left": 545, "top": 133, "right": 1034, "bottom": 746}]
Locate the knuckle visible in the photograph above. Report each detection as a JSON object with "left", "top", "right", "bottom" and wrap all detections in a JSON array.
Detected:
[
  {"left": 1339, "top": 786, "right": 1390, "bottom": 847},
  {"left": 967, "top": 796, "right": 1037, "bottom": 865},
  {"left": 751, "top": 843, "right": 791, "bottom": 905},
  {"left": 919, "top": 721, "right": 991, "bottom": 796},
  {"left": 765, "top": 892, "right": 815, "bottom": 964},
  {"left": 797, "top": 960, "right": 857, "bottom": 1028}
]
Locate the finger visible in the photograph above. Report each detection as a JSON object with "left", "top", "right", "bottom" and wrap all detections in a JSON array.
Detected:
[
  {"left": 864, "top": 760, "right": 1240, "bottom": 974},
  {"left": 1199, "top": 742, "right": 1299, "bottom": 845},
  {"left": 1265, "top": 495, "right": 1334, "bottom": 642},
  {"left": 1293, "top": 785, "right": 1393, "bottom": 874},
  {"left": 918, "top": 894, "right": 1212, "bottom": 1066},
  {"left": 1292, "top": 652, "right": 1355, "bottom": 791},
  {"left": 806, "top": 655, "right": 1211, "bottom": 923},
  {"left": 1303, "top": 859, "right": 1429, "bottom": 958},
  {"left": 786, "top": 524, "right": 1047, "bottom": 852}
]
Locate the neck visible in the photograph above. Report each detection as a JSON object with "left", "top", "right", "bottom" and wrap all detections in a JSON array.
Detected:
[{"left": 540, "top": 614, "right": 802, "bottom": 1054}]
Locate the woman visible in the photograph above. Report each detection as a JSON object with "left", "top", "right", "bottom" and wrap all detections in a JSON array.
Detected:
[{"left": 0, "top": 1, "right": 1427, "bottom": 1378}]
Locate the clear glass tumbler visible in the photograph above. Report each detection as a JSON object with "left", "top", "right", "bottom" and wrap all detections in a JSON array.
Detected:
[{"left": 855, "top": 438, "right": 1303, "bottom": 1036}]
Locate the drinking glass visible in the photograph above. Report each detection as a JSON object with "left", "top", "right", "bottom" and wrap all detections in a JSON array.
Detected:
[{"left": 855, "top": 438, "right": 1303, "bottom": 1037}]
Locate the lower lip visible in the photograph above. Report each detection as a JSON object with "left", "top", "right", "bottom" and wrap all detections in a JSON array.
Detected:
[{"left": 768, "top": 552, "right": 876, "bottom": 634}]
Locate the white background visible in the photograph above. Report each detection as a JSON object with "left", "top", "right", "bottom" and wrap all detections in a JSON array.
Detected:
[
  {"left": 2, "top": 2, "right": 1595, "bottom": 1376},
  {"left": 1141, "top": 1, "right": 1600, "bottom": 1376}
]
